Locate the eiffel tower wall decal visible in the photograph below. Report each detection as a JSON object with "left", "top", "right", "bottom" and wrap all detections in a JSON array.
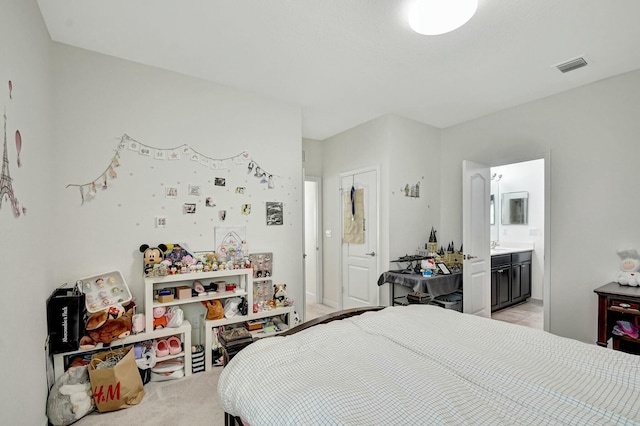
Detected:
[{"left": 1, "top": 79, "right": 24, "bottom": 218}]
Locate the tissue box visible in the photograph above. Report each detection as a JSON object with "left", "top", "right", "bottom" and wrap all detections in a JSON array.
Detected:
[
  {"left": 176, "top": 286, "right": 192, "bottom": 300},
  {"left": 157, "top": 290, "right": 174, "bottom": 303}
]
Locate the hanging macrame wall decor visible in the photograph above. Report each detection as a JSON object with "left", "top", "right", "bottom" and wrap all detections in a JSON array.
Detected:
[{"left": 343, "top": 186, "right": 364, "bottom": 244}]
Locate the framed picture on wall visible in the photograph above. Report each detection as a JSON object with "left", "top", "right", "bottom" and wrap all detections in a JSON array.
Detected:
[
  {"left": 437, "top": 263, "right": 451, "bottom": 275},
  {"left": 266, "top": 202, "right": 283, "bottom": 225}
]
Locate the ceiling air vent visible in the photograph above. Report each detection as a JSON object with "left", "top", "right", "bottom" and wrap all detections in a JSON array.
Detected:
[{"left": 556, "top": 57, "right": 588, "bottom": 73}]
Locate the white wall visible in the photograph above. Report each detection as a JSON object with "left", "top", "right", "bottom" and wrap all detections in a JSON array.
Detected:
[
  {"left": 321, "top": 114, "right": 440, "bottom": 307},
  {"left": 387, "top": 116, "right": 441, "bottom": 259},
  {"left": 302, "top": 137, "right": 323, "bottom": 177},
  {"left": 0, "top": 1, "right": 53, "bottom": 424},
  {"left": 49, "top": 43, "right": 304, "bottom": 326},
  {"left": 321, "top": 115, "right": 390, "bottom": 306},
  {"left": 440, "top": 69, "right": 640, "bottom": 344},
  {"left": 0, "top": 11, "right": 303, "bottom": 420},
  {"left": 492, "top": 159, "right": 545, "bottom": 300}
]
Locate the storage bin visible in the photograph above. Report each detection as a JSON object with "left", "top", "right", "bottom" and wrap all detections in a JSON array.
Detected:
[
  {"left": 432, "top": 292, "right": 463, "bottom": 312},
  {"left": 407, "top": 291, "right": 431, "bottom": 304},
  {"left": 191, "top": 346, "right": 205, "bottom": 373}
]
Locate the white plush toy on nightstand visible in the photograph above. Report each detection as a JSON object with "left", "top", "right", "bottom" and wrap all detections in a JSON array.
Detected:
[{"left": 616, "top": 248, "right": 640, "bottom": 286}]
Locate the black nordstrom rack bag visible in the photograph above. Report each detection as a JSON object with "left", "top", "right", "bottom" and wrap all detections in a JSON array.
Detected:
[{"left": 47, "top": 283, "right": 85, "bottom": 354}]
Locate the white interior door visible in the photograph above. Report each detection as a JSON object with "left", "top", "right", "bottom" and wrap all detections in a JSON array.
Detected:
[
  {"left": 462, "top": 160, "right": 491, "bottom": 317},
  {"left": 341, "top": 168, "right": 378, "bottom": 309}
]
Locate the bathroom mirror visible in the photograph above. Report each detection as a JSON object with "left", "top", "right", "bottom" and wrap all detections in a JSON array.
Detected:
[
  {"left": 490, "top": 194, "right": 495, "bottom": 225},
  {"left": 501, "top": 191, "right": 528, "bottom": 225}
]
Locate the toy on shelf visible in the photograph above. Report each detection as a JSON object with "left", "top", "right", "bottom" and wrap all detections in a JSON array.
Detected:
[
  {"left": 79, "top": 307, "right": 133, "bottom": 349},
  {"left": 249, "top": 252, "right": 272, "bottom": 278},
  {"left": 202, "top": 299, "right": 225, "bottom": 320},
  {"left": 273, "top": 284, "right": 288, "bottom": 307},
  {"left": 140, "top": 241, "right": 255, "bottom": 277},
  {"left": 153, "top": 306, "right": 168, "bottom": 329},
  {"left": 164, "top": 243, "right": 187, "bottom": 262},
  {"left": 253, "top": 279, "right": 272, "bottom": 311},
  {"left": 78, "top": 271, "right": 132, "bottom": 313},
  {"left": 139, "top": 244, "right": 168, "bottom": 277},
  {"left": 617, "top": 248, "right": 640, "bottom": 286},
  {"left": 427, "top": 227, "right": 438, "bottom": 257},
  {"left": 132, "top": 313, "right": 145, "bottom": 334},
  {"left": 434, "top": 242, "right": 463, "bottom": 272}
]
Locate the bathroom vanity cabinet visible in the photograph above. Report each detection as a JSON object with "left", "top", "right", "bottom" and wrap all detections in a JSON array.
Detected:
[{"left": 491, "top": 250, "right": 532, "bottom": 312}]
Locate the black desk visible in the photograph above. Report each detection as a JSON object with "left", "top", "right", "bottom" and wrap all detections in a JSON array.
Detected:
[{"left": 377, "top": 271, "right": 462, "bottom": 305}]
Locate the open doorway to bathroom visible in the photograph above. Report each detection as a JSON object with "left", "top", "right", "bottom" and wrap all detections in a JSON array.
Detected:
[
  {"left": 489, "top": 158, "right": 546, "bottom": 330},
  {"left": 303, "top": 177, "right": 335, "bottom": 321}
]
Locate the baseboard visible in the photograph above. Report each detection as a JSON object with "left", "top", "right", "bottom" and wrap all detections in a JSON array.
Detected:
[{"left": 321, "top": 299, "right": 339, "bottom": 309}]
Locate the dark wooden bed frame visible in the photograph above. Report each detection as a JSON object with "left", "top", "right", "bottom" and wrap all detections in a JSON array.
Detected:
[{"left": 223, "top": 306, "right": 386, "bottom": 426}]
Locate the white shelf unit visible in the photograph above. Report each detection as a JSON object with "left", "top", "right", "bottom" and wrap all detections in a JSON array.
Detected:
[
  {"left": 143, "top": 269, "right": 253, "bottom": 334},
  {"left": 204, "top": 305, "right": 294, "bottom": 371},
  {"left": 145, "top": 269, "right": 295, "bottom": 372},
  {"left": 52, "top": 321, "right": 192, "bottom": 381}
]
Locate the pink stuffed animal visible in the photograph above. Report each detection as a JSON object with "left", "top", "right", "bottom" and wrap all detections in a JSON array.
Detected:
[{"left": 153, "top": 306, "right": 168, "bottom": 329}]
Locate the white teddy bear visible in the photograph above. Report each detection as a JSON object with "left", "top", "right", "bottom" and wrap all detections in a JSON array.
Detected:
[{"left": 617, "top": 248, "right": 640, "bottom": 286}]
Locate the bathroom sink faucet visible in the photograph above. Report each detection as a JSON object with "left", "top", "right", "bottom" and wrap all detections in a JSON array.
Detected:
[{"left": 490, "top": 241, "right": 499, "bottom": 249}]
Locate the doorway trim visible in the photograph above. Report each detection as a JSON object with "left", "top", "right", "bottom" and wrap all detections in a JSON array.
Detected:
[{"left": 490, "top": 151, "right": 551, "bottom": 331}]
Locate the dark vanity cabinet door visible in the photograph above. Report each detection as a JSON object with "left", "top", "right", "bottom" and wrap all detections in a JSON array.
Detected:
[
  {"left": 496, "top": 267, "right": 511, "bottom": 308},
  {"left": 491, "top": 254, "right": 512, "bottom": 312},
  {"left": 511, "top": 251, "right": 532, "bottom": 305},
  {"left": 491, "top": 251, "right": 532, "bottom": 312},
  {"left": 512, "top": 264, "right": 522, "bottom": 301}
]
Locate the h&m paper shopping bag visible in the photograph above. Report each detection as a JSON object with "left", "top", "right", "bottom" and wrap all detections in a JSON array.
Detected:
[{"left": 88, "top": 346, "right": 145, "bottom": 412}]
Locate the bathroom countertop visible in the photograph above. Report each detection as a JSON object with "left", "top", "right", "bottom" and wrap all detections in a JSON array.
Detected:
[{"left": 490, "top": 247, "right": 533, "bottom": 256}]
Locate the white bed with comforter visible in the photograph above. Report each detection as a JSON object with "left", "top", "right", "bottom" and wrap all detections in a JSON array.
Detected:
[{"left": 217, "top": 305, "right": 640, "bottom": 425}]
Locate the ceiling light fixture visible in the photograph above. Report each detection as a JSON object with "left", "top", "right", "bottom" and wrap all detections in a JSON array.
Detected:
[{"left": 408, "top": 0, "right": 478, "bottom": 36}]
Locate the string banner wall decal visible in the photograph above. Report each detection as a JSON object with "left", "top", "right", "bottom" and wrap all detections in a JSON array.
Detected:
[{"left": 66, "top": 134, "right": 280, "bottom": 205}]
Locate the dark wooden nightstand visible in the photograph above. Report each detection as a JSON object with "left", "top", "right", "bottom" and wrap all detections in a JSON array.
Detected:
[{"left": 594, "top": 282, "right": 640, "bottom": 355}]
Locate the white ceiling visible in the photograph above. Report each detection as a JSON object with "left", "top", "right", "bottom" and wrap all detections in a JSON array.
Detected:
[{"left": 36, "top": 0, "right": 640, "bottom": 140}]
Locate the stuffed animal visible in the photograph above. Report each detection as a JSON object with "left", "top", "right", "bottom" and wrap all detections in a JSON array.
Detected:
[
  {"left": 617, "top": 248, "right": 640, "bottom": 286},
  {"left": 132, "top": 313, "right": 145, "bottom": 334},
  {"left": 166, "top": 244, "right": 190, "bottom": 263},
  {"left": 273, "top": 284, "right": 287, "bottom": 305},
  {"left": 46, "top": 366, "right": 94, "bottom": 426},
  {"left": 79, "top": 308, "right": 133, "bottom": 349},
  {"left": 139, "top": 244, "right": 168, "bottom": 276},
  {"left": 153, "top": 306, "right": 168, "bottom": 329},
  {"left": 202, "top": 299, "right": 225, "bottom": 320}
]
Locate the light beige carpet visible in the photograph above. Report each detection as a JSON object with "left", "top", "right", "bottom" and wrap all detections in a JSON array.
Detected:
[{"left": 74, "top": 367, "right": 225, "bottom": 426}]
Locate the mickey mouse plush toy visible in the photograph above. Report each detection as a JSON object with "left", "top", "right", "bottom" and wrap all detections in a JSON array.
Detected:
[{"left": 139, "top": 244, "right": 168, "bottom": 275}]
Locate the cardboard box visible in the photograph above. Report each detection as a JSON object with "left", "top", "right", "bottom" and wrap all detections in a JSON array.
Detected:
[
  {"left": 245, "top": 319, "right": 263, "bottom": 331},
  {"left": 176, "top": 286, "right": 192, "bottom": 300}
]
